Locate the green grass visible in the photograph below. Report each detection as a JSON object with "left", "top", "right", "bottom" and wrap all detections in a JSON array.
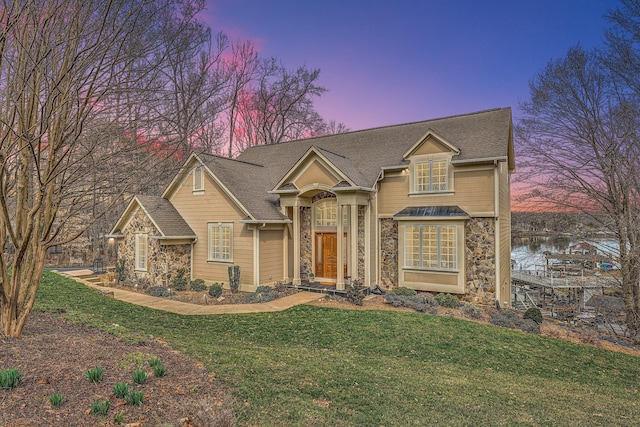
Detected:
[{"left": 35, "top": 272, "right": 640, "bottom": 426}]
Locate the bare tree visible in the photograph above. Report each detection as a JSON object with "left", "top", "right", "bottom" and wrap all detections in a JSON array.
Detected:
[
  {"left": 0, "top": 0, "right": 202, "bottom": 338},
  {"left": 517, "top": 43, "right": 640, "bottom": 338}
]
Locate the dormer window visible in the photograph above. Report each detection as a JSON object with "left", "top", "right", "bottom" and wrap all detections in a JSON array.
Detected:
[
  {"left": 193, "top": 166, "right": 204, "bottom": 192},
  {"left": 415, "top": 160, "right": 448, "bottom": 193}
]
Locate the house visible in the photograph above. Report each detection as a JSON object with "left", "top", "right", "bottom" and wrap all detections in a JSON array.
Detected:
[{"left": 109, "top": 108, "right": 514, "bottom": 305}]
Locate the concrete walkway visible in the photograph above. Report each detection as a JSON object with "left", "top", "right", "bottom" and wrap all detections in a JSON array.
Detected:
[{"left": 59, "top": 270, "right": 323, "bottom": 315}]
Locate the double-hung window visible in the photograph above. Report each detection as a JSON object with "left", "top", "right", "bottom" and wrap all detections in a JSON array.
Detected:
[
  {"left": 415, "top": 160, "right": 448, "bottom": 192},
  {"left": 208, "top": 222, "right": 232, "bottom": 262},
  {"left": 405, "top": 224, "right": 457, "bottom": 270},
  {"left": 193, "top": 166, "right": 204, "bottom": 192},
  {"left": 135, "top": 234, "right": 148, "bottom": 271}
]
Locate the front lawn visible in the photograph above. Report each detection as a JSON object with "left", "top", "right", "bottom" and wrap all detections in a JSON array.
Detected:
[{"left": 34, "top": 272, "right": 640, "bottom": 426}]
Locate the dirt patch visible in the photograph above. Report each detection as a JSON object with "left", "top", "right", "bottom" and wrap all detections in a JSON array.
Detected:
[{"left": 0, "top": 311, "right": 236, "bottom": 427}]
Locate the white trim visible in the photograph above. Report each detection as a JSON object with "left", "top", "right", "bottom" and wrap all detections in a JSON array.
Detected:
[
  {"left": 451, "top": 156, "right": 508, "bottom": 165},
  {"left": 403, "top": 129, "right": 460, "bottom": 159},
  {"left": 494, "top": 163, "right": 502, "bottom": 306},
  {"left": 193, "top": 166, "right": 204, "bottom": 192},
  {"left": 414, "top": 159, "right": 449, "bottom": 193},
  {"left": 134, "top": 233, "right": 148, "bottom": 271},
  {"left": 402, "top": 223, "right": 459, "bottom": 272},
  {"left": 208, "top": 222, "right": 233, "bottom": 263}
]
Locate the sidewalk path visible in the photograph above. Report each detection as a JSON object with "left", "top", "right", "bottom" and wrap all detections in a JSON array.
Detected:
[{"left": 59, "top": 270, "right": 323, "bottom": 315}]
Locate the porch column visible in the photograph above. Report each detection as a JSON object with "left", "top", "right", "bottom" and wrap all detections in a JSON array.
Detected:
[
  {"left": 364, "top": 201, "right": 371, "bottom": 287},
  {"left": 293, "top": 205, "right": 301, "bottom": 285},
  {"left": 350, "top": 203, "right": 358, "bottom": 281},
  {"left": 282, "top": 223, "right": 289, "bottom": 282},
  {"left": 336, "top": 203, "right": 345, "bottom": 290}
]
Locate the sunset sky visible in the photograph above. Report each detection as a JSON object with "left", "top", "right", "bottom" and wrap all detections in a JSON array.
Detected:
[{"left": 203, "top": 0, "right": 619, "bottom": 131}]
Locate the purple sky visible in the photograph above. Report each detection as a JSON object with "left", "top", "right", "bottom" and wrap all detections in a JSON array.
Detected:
[{"left": 203, "top": 0, "right": 619, "bottom": 131}]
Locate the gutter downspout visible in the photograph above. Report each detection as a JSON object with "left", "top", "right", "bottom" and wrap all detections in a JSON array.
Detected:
[{"left": 494, "top": 160, "right": 502, "bottom": 307}]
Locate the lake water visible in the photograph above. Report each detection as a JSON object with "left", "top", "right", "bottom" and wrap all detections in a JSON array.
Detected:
[{"left": 511, "top": 236, "right": 619, "bottom": 271}]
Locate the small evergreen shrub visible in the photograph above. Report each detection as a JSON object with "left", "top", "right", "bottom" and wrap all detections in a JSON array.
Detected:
[
  {"left": 85, "top": 366, "right": 104, "bottom": 383},
  {"left": 435, "top": 293, "right": 460, "bottom": 308},
  {"left": 489, "top": 312, "right": 516, "bottom": 329},
  {"left": 49, "top": 393, "right": 63, "bottom": 408},
  {"left": 519, "top": 319, "right": 541, "bottom": 334},
  {"left": 523, "top": 307, "right": 544, "bottom": 324},
  {"left": 172, "top": 269, "right": 188, "bottom": 291},
  {"left": 208, "top": 282, "right": 223, "bottom": 298},
  {"left": 228, "top": 265, "right": 240, "bottom": 293},
  {"left": 461, "top": 303, "right": 485, "bottom": 319},
  {"left": 190, "top": 278, "right": 207, "bottom": 292},
  {"left": 90, "top": 399, "right": 110, "bottom": 416},
  {"left": 245, "top": 285, "right": 279, "bottom": 303},
  {"left": 0, "top": 368, "right": 22, "bottom": 389},
  {"left": 113, "top": 382, "right": 129, "bottom": 399},
  {"left": 148, "top": 286, "right": 171, "bottom": 297},
  {"left": 346, "top": 280, "right": 366, "bottom": 306},
  {"left": 490, "top": 310, "right": 542, "bottom": 334},
  {"left": 391, "top": 286, "right": 417, "bottom": 297},
  {"left": 153, "top": 363, "right": 166, "bottom": 378},
  {"left": 132, "top": 369, "right": 148, "bottom": 385},
  {"left": 274, "top": 280, "right": 289, "bottom": 293},
  {"left": 125, "top": 390, "right": 144, "bottom": 406},
  {"left": 115, "top": 259, "right": 126, "bottom": 283},
  {"left": 384, "top": 292, "right": 437, "bottom": 313}
]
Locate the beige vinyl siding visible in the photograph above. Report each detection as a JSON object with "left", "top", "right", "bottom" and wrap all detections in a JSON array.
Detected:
[
  {"left": 293, "top": 159, "right": 339, "bottom": 189},
  {"left": 259, "top": 229, "right": 284, "bottom": 285},
  {"left": 498, "top": 162, "right": 512, "bottom": 306},
  {"left": 412, "top": 136, "right": 452, "bottom": 156},
  {"left": 170, "top": 169, "right": 253, "bottom": 286},
  {"left": 377, "top": 167, "right": 495, "bottom": 216}
]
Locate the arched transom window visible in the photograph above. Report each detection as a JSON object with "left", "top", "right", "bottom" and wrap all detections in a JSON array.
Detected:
[{"left": 315, "top": 200, "right": 337, "bottom": 226}]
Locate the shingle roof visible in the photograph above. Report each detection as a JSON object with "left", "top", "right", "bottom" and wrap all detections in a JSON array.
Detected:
[
  {"left": 136, "top": 195, "right": 196, "bottom": 237},
  {"left": 237, "top": 108, "right": 512, "bottom": 191},
  {"left": 198, "top": 154, "right": 288, "bottom": 221}
]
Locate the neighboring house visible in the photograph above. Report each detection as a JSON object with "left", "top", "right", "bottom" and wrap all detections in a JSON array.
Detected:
[{"left": 110, "top": 108, "right": 515, "bottom": 306}]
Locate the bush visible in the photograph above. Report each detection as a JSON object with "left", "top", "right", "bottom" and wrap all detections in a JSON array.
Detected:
[
  {"left": 435, "top": 293, "right": 460, "bottom": 308},
  {"left": 113, "top": 382, "right": 129, "bottom": 399},
  {"left": 489, "top": 312, "right": 516, "bottom": 329},
  {"left": 228, "top": 265, "right": 240, "bottom": 293},
  {"left": 461, "top": 303, "right": 485, "bottom": 319},
  {"left": 90, "top": 399, "right": 110, "bottom": 416},
  {"left": 115, "top": 259, "right": 126, "bottom": 283},
  {"left": 125, "top": 390, "right": 144, "bottom": 406},
  {"left": 49, "top": 393, "right": 63, "bottom": 408},
  {"left": 274, "top": 280, "right": 289, "bottom": 293},
  {"left": 172, "top": 269, "right": 188, "bottom": 291},
  {"left": 132, "top": 369, "right": 148, "bottom": 385},
  {"left": 391, "top": 286, "right": 417, "bottom": 297},
  {"left": 148, "top": 357, "right": 162, "bottom": 368},
  {"left": 147, "top": 286, "right": 171, "bottom": 297},
  {"left": 85, "top": 366, "right": 104, "bottom": 383},
  {"left": 490, "top": 310, "right": 542, "bottom": 334},
  {"left": 384, "top": 292, "right": 437, "bottom": 314},
  {"left": 208, "top": 282, "right": 223, "bottom": 298},
  {"left": 0, "top": 368, "right": 22, "bottom": 389},
  {"left": 346, "top": 280, "right": 366, "bottom": 306},
  {"left": 245, "top": 285, "right": 279, "bottom": 303},
  {"left": 519, "top": 319, "right": 541, "bottom": 334},
  {"left": 523, "top": 307, "right": 544, "bottom": 324},
  {"left": 190, "top": 278, "right": 207, "bottom": 292}
]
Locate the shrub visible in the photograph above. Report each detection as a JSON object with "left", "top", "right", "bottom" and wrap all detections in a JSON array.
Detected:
[
  {"left": 461, "top": 303, "right": 485, "bottom": 319},
  {"left": 115, "top": 259, "right": 126, "bottom": 283},
  {"left": 153, "top": 363, "right": 166, "bottom": 377},
  {"left": 113, "top": 411, "right": 125, "bottom": 425},
  {"left": 113, "top": 382, "right": 129, "bottom": 399},
  {"left": 172, "top": 269, "right": 188, "bottom": 291},
  {"left": 245, "top": 285, "right": 279, "bottom": 303},
  {"left": 208, "top": 282, "right": 223, "bottom": 298},
  {"left": 523, "top": 307, "right": 544, "bottom": 324},
  {"left": 384, "top": 292, "right": 437, "bottom": 314},
  {"left": 519, "top": 318, "right": 541, "bottom": 334},
  {"left": 489, "top": 312, "right": 516, "bottom": 329},
  {"left": 273, "top": 280, "right": 289, "bottom": 293},
  {"left": 190, "top": 278, "right": 207, "bottom": 292},
  {"left": 90, "top": 399, "right": 110, "bottom": 416},
  {"left": 228, "top": 265, "right": 240, "bottom": 293},
  {"left": 391, "top": 286, "right": 417, "bottom": 297},
  {"left": 435, "top": 293, "right": 460, "bottom": 308},
  {"left": 148, "top": 357, "right": 162, "bottom": 368},
  {"left": 0, "top": 368, "right": 22, "bottom": 389},
  {"left": 346, "top": 280, "right": 366, "bottom": 306},
  {"left": 132, "top": 369, "right": 148, "bottom": 385},
  {"left": 147, "top": 286, "right": 171, "bottom": 297},
  {"left": 85, "top": 366, "right": 104, "bottom": 383},
  {"left": 125, "top": 390, "right": 144, "bottom": 406},
  {"left": 49, "top": 393, "right": 63, "bottom": 408}
]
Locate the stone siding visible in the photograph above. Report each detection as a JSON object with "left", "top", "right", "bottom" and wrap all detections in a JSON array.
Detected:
[
  {"left": 379, "top": 218, "right": 398, "bottom": 289},
  {"left": 300, "top": 206, "right": 312, "bottom": 279},
  {"left": 118, "top": 208, "right": 191, "bottom": 290},
  {"left": 465, "top": 218, "right": 496, "bottom": 304}
]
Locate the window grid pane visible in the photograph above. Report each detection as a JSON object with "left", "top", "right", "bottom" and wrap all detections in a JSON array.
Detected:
[
  {"left": 440, "top": 226, "right": 457, "bottom": 269},
  {"left": 405, "top": 226, "right": 421, "bottom": 267},
  {"left": 415, "top": 161, "right": 448, "bottom": 192},
  {"left": 422, "top": 226, "right": 438, "bottom": 268},
  {"left": 315, "top": 200, "right": 337, "bottom": 226},
  {"left": 404, "top": 224, "right": 457, "bottom": 270},
  {"left": 415, "top": 162, "right": 429, "bottom": 192},
  {"left": 431, "top": 161, "right": 447, "bottom": 191}
]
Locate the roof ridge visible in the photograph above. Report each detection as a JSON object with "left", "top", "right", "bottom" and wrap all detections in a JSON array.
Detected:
[
  {"left": 199, "top": 152, "right": 265, "bottom": 168},
  {"left": 313, "top": 146, "right": 346, "bottom": 159},
  {"left": 240, "top": 107, "right": 509, "bottom": 150}
]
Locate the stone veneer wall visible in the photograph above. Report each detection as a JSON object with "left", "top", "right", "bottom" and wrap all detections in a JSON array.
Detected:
[
  {"left": 379, "top": 218, "right": 398, "bottom": 289},
  {"left": 465, "top": 218, "right": 496, "bottom": 304},
  {"left": 300, "top": 206, "right": 312, "bottom": 279},
  {"left": 357, "top": 206, "right": 365, "bottom": 281},
  {"left": 119, "top": 208, "right": 191, "bottom": 290}
]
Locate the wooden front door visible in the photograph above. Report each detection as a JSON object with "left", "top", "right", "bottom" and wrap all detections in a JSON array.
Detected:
[{"left": 315, "top": 233, "right": 346, "bottom": 279}]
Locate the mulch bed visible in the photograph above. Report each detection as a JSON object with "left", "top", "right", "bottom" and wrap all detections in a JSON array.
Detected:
[{"left": 0, "top": 311, "right": 236, "bottom": 427}]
